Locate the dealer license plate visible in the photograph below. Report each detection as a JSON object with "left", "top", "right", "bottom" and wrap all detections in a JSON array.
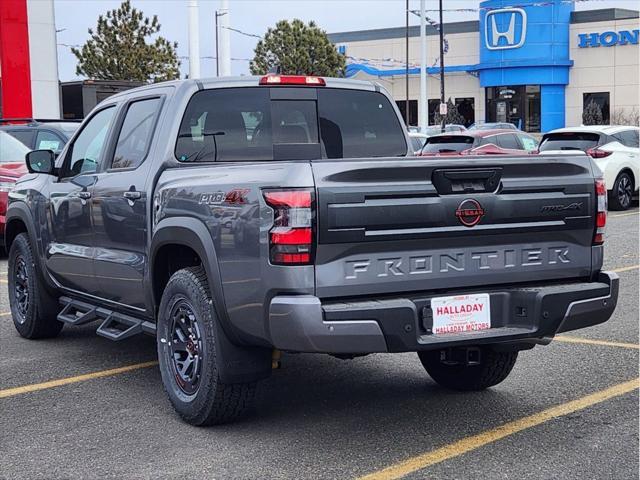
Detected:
[{"left": 431, "top": 293, "right": 491, "bottom": 335}]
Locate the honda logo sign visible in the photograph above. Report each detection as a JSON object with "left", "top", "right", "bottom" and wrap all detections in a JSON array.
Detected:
[{"left": 485, "top": 8, "right": 527, "bottom": 50}]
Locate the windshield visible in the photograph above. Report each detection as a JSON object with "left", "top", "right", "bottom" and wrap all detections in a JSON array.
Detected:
[
  {"left": 0, "top": 131, "right": 30, "bottom": 163},
  {"left": 539, "top": 132, "right": 601, "bottom": 152},
  {"left": 421, "top": 135, "right": 475, "bottom": 154}
]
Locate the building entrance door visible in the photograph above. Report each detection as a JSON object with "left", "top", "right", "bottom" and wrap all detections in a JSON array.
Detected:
[{"left": 486, "top": 85, "right": 540, "bottom": 132}]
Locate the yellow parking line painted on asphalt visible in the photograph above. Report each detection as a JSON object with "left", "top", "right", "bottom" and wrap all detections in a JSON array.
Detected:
[
  {"left": 610, "top": 264, "right": 639, "bottom": 274},
  {"left": 554, "top": 336, "right": 640, "bottom": 350},
  {"left": 0, "top": 361, "right": 158, "bottom": 399},
  {"left": 609, "top": 211, "right": 639, "bottom": 218},
  {"left": 0, "top": 311, "right": 10, "bottom": 316},
  {"left": 357, "top": 378, "right": 640, "bottom": 480}
]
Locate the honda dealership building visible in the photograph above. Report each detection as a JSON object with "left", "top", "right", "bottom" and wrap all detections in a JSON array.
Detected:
[{"left": 329, "top": 1, "right": 639, "bottom": 133}]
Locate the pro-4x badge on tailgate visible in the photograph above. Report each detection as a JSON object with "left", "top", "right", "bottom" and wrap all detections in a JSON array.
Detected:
[{"left": 455, "top": 199, "right": 485, "bottom": 227}]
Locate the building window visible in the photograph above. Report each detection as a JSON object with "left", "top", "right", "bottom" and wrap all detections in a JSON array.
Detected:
[
  {"left": 455, "top": 98, "right": 475, "bottom": 127},
  {"left": 428, "top": 99, "right": 440, "bottom": 125},
  {"left": 583, "top": 92, "right": 610, "bottom": 125},
  {"left": 396, "top": 100, "right": 417, "bottom": 127}
]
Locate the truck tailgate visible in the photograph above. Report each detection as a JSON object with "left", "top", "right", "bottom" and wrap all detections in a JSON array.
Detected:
[{"left": 312, "top": 155, "right": 596, "bottom": 298}]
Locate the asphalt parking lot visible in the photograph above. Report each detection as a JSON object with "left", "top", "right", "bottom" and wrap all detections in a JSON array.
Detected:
[{"left": 1, "top": 208, "right": 638, "bottom": 480}]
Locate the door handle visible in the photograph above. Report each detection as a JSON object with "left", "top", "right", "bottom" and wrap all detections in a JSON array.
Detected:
[
  {"left": 77, "top": 191, "right": 92, "bottom": 200},
  {"left": 123, "top": 191, "right": 142, "bottom": 201}
]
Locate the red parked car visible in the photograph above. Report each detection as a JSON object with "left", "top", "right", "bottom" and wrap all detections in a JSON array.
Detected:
[
  {"left": 419, "top": 129, "right": 538, "bottom": 156},
  {"left": 0, "top": 131, "right": 29, "bottom": 242}
]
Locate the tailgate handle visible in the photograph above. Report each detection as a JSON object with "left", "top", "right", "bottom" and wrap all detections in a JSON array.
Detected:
[{"left": 432, "top": 169, "right": 502, "bottom": 194}]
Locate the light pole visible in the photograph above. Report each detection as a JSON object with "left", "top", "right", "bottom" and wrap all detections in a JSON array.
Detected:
[
  {"left": 439, "top": 0, "right": 446, "bottom": 133},
  {"left": 410, "top": 6, "right": 429, "bottom": 132},
  {"left": 215, "top": 10, "right": 225, "bottom": 76},
  {"left": 215, "top": 10, "right": 228, "bottom": 77},
  {"left": 419, "top": 0, "right": 427, "bottom": 132},
  {"left": 188, "top": 0, "right": 201, "bottom": 79},
  {"left": 405, "top": 0, "right": 410, "bottom": 126}
]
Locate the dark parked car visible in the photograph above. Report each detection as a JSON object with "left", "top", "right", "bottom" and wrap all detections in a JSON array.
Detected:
[
  {"left": 420, "top": 129, "right": 538, "bottom": 156},
  {"left": 0, "top": 118, "right": 80, "bottom": 156}
]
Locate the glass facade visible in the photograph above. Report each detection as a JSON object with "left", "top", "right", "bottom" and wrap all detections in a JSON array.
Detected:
[{"left": 485, "top": 85, "right": 541, "bottom": 132}]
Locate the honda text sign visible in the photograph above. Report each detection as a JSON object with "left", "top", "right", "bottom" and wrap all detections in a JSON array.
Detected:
[{"left": 484, "top": 8, "right": 527, "bottom": 50}]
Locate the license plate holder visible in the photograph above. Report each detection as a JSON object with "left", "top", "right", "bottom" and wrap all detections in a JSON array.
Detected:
[{"left": 431, "top": 293, "right": 491, "bottom": 335}]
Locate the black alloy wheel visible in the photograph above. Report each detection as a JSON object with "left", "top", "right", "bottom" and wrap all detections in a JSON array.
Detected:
[
  {"left": 13, "top": 255, "right": 29, "bottom": 324},
  {"left": 169, "top": 300, "right": 204, "bottom": 396}
]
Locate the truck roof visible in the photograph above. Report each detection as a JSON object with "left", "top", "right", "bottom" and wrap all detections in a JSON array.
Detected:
[{"left": 106, "top": 75, "right": 381, "bottom": 102}]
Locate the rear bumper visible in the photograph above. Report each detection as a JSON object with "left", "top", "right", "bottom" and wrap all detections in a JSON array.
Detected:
[{"left": 267, "top": 272, "right": 619, "bottom": 354}]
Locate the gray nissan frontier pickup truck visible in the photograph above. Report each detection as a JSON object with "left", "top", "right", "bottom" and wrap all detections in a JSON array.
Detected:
[{"left": 6, "top": 75, "right": 618, "bottom": 425}]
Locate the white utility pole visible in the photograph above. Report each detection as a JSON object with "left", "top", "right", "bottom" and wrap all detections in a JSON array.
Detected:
[
  {"left": 219, "top": 0, "right": 232, "bottom": 76},
  {"left": 419, "top": 0, "right": 428, "bottom": 131},
  {"left": 188, "top": 0, "right": 201, "bottom": 79}
]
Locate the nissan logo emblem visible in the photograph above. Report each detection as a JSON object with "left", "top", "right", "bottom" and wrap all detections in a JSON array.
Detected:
[{"left": 455, "top": 199, "right": 485, "bottom": 227}]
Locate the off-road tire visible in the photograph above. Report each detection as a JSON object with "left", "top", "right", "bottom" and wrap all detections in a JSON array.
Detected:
[
  {"left": 608, "top": 172, "right": 634, "bottom": 211},
  {"left": 418, "top": 347, "right": 518, "bottom": 391},
  {"left": 157, "top": 266, "right": 257, "bottom": 426},
  {"left": 8, "top": 233, "right": 63, "bottom": 339}
]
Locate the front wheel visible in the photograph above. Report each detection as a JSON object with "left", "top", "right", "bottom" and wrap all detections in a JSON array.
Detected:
[
  {"left": 609, "top": 172, "right": 634, "bottom": 211},
  {"left": 8, "top": 233, "right": 63, "bottom": 339},
  {"left": 157, "top": 266, "right": 257, "bottom": 426},
  {"left": 418, "top": 346, "right": 518, "bottom": 391}
]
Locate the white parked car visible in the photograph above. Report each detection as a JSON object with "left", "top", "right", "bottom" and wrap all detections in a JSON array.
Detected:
[
  {"left": 539, "top": 126, "right": 639, "bottom": 210},
  {"left": 408, "top": 132, "right": 429, "bottom": 154}
]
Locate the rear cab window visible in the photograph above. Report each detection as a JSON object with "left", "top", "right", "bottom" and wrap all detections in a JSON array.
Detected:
[
  {"left": 422, "top": 135, "right": 475, "bottom": 154},
  {"left": 174, "top": 87, "right": 407, "bottom": 162},
  {"left": 539, "top": 132, "right": 601, "bottom": 152}
]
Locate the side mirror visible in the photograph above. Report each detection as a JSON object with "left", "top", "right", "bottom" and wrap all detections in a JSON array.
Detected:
[{"left": 26, "top": 149, "right": 56, "bottom": 175}]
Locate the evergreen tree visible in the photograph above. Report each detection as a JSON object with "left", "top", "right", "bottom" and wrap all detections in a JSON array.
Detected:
[
  {"left": 434, "top": 98, "right": 465, "bottom": 126},
  {"left": 250, "top": 19, "right": 346, "bottom": 76},
  {"left": 71, "top": 0, "right": 180, "bottom": 83},
  {"left": 582, "top": 100, "right": 604, "bottom": 125}
]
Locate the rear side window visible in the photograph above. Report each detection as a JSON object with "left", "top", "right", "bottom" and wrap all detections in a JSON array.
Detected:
[
  {"left": 518, "top": 134, "right": 538, "bottom": 152},
  {"left": 613, "top": 129, "right": 639, "bottom": 148},
  {"left": 317, "top": 89, "right": 407, "bottom": 158},
  {"left": 496, "top": 134, "right": 520, "bottom": 150},
  {"left": 5, "top": 130, "right": 34, "bottom": 148},
  {"left": 111, "top": 97, "right": 161, "bottom": 169},
  {"left": 539, "top": 132, "right": 601, "bottom": 152},
  {"left": 422, "top": 135, "right": 474, "bottom": 153}
]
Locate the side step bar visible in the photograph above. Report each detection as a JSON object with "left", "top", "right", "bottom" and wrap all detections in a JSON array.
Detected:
[{"left": 58, "top": 296, "right": 156, "bottom": 341}]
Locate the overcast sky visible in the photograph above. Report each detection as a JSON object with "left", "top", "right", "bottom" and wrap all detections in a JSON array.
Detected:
[{"left": 53, "top": 0, "right": 635, "bottom": 81}]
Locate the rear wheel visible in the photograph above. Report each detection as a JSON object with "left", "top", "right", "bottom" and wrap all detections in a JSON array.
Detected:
[
  {"left": 609, "top": 172, "right": 634, "bottom": 211},
  {"left": 157, "top": 266, "right": 257, "bottom": 425},
  {"left": 418, "top": 346, "right": 518, "bottom": 391},
  {"left": 8, "top": 233, "right": 63, "bottom": 339}
]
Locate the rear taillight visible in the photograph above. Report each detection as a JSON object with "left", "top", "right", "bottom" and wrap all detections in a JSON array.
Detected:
[
  {"left": 264, "top": 189, "right": 314, "bottom": 265},
  {"left": 594, "top": 178, "right": 607, "bottom": 245},
  {"left": 259, "top": 75, "right": 326, "bottom": 86},
  {"left": 586, "top": 148, "right": 612, "bottom": 159}
]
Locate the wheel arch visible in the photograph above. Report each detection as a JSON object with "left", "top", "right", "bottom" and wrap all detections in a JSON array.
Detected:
[
  {"left": 5, "top": 203, "right": 36, "bottom": 252},
  {"left": 150, "top": 216, "right": 271, "bottom": 383}
]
